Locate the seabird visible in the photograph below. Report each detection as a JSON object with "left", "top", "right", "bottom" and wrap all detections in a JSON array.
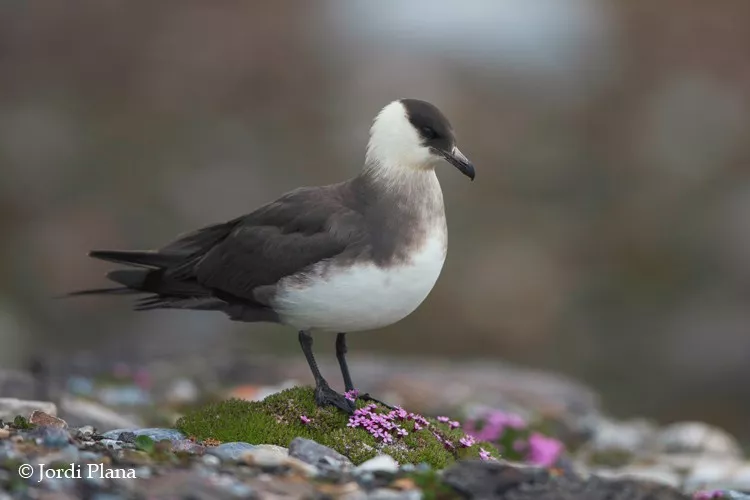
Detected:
[{"left": 71, "top": 98, "right": 475, "bottom": 413}]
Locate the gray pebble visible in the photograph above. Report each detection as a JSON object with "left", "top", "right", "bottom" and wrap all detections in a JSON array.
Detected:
[
  {"left": 244, "top": 447, "right": 286, "bottom": 468},
  {"left": 658, "top": 421, "right": 742, "bottom": 458},
  {"left": 99, "top": 439, "right": 122, "bottom": 450},
  {"left": 101, "top": 427, "right": 185, "bottom": 442},
  {"left": 117, "top": 431, "right": 136, "bottom": 443},
  {"left": 76, "top": 425, "right": 95, "bottom": 439},
  {"left": 202, "top": 454, "right": 221, "bottom": 467},
  {"left": 356, "top": 455, "right": 399, "bottom": 474},
  {"left": 207, "top": 442, "right": 257, "bottom": 462},
  {"left": 289, "top": 437, "right": 352, "bottom": 471},
  {"left": 366, "top": 489, "right": 421, "bottom": 500}
]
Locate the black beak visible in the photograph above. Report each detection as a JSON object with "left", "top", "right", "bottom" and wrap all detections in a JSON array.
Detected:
[{"left": 437, "top": 146, "right": 475, "bottom": 181}]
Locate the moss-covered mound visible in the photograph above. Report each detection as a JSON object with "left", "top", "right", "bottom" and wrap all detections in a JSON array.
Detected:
[{"left": 176, "top": 386, "right": 498, "bottom": 468}]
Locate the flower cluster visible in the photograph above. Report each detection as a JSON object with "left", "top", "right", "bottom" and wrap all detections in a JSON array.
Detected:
[
  {"left": 347, "top": 404, "right": 422, "bottom": 444},
  {"left": 464, "top": 409, "right": 526, "bottom": 442},
  {"left": 465, "top": 409, "right": 564, "bottom": 467},
  {"left": 693, "top": 491, "right": 728, "bottom": 500},
  {"left": 299, "top": 415, "right": 311, "bottom": 425},
  {"left": 459, "top": 435, "right": 476, "bottom": 447}
]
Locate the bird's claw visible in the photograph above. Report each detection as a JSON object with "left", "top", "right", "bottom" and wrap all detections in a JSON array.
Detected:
[
  {"left": 314, "top": 384, "right": 355, "bottom": 414},
  {"left": 358, "top": 392, "right": 395, "bottom": 410}
]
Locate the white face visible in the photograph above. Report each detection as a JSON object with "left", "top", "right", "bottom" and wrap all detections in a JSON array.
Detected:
[{"left": 365, "top": 101, "right": 441, "bottom": 170}]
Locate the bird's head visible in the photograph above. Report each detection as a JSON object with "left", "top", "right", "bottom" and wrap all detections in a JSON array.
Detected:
[{"left": 365, "top": 98, "right": 475, "bottom": 181}]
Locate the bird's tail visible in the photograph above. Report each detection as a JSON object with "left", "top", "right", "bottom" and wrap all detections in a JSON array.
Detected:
[{"left": 65, "top": 250, "right": 203, "bottom": 299}]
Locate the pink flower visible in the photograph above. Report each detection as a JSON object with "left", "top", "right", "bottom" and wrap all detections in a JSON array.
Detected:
[
  {"left": 527, "top": 433, "right": 563, "bottom": 467},
  {"left": 414, "top": 422, "right": 423, "bottom": 431},
  {"left": 465, "top": 410, "right": 527, "bottom": 442},
  {"left": 437, "top": 416, "right": 450, "bottom": 423},
  {"left": 344, "top": 389, "right": 359, "bottom": 402},
  {"left": 396, "top": 427, "right": 408, "bottom": 437},
  {"left": 693, "top": 491, "right": 727, "bottom": 500},
  {"left": 449, "top": 420, "right": 460, "bottom": 429},
  {"left": 300, "top": 415, "right": 311, "bottom": 425},
  {"left": 479, "top": 447, "right": 493, "bottom": 461},
  {"left": 459, "top": 435, "right": 476, "bottom": 447},
  {"left": 513, "top": 439, "right": 527, "bottom": 452}
]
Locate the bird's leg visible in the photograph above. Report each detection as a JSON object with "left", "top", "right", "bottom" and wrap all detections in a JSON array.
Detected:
[
  {"left": 335, "top": 332, "right": 355, "bottom": 392},
  {"left": 335, "top": 332, "right": 394, "bottom": 410},
  {"left": 298, "top": 330, "right": 354, "bottom": 414}
]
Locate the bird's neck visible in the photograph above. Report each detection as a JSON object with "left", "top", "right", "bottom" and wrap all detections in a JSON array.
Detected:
[{"left": 358, "top": 161, "right": 445, "bottom": 219}]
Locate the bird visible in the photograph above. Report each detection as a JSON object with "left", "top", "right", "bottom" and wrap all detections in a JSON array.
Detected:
[{"left": 70, "top": 98, "right": 475, "bottom": 414}]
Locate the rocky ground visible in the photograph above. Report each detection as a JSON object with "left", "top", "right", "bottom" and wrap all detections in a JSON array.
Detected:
[{"left": 1, "top": 354, "right": 749, "bottom": 499}]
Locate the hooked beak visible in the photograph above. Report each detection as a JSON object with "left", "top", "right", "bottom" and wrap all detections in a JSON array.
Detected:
[{"left": 436, "top": 146, "right": 475, "bottom": 181}]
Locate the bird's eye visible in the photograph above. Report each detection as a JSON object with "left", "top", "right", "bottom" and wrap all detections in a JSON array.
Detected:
[{"left": 421, "top": 127, "right": 437, "bottom": 139}]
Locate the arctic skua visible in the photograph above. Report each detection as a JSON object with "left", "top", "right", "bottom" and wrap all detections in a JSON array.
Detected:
[{"left": 71, "top": 98, "right": 475, "bottom": 413}]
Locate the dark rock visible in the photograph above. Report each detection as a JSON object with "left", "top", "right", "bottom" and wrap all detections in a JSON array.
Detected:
[
  {"left": 117, "top": 432, "right": 136, "bottom": 443},
  {"left": 443, "top": 461, "right": 548, "bottom": 498},
  {"left": 288, "top": 437, "right": 353, "bottom": 472},
  {"left": 442, "top": 460, "right": 691, "bottom": 500}
]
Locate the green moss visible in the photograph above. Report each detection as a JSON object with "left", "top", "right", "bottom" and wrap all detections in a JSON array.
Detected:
[{"left": 176, "top": 386, "right": 498, "bottom": 468}]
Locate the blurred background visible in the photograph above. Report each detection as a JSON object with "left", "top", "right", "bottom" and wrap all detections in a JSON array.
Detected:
[{"left": 1, "top": 1, "right": 749, "bottom": 440}]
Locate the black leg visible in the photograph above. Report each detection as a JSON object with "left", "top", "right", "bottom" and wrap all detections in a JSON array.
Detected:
[
  {"left": 336, "top": 333, "right": 355, "bottom": 392},
  {"left": 298, "top": 330, "right": 354, "bottom": 414},
  {"left": 334, "top": 332, "right": 394, "bottom": 410}
]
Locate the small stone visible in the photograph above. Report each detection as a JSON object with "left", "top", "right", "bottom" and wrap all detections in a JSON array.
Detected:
[
  {"left": 254, "top": 444, "right": 288, "bottom": 457},
  {"left": 208, "top": 442, "right": 256, "bottom": 462},
  {"left": 202, "top": 454, "right": 221, "bottom": 467},
  {"left": 586, "top": 416, "right": 658, "bottom": 454},
  {"left": 102, "top": 427, "right": 185, "bottom": 442},
  {"left": 315, "top": 481, "right": 361, "bottom": 496},
  {"left": 243, "top": 447, "right": 286, "bottom": 468},
  {"left": 171, "top": 439, "right": 205, "bottom": 454},
  {"left": 367, "top": 489, "right": 421, "bottom": 500},
  {"left": 391, "top": 478, "right": 417, "bottom": 490},
  {"left": 591, "top": 465, "right": 682, "bottom": 488},
  {"left": 76, "top": 425, "right": 95, "bottom": 439},
  {"left": 29, "top": 410, "right": 67, "bottom": 429},
  {"left": 0, "top": 398, "right": 57, "bottom": 421},
  {"left": 117, "top": 431, "right": 136, "bottom": 443},
  {"left": 289, "top": 437, "right": 353, "bottom": 471},
  {"left": 99, "top": 439, "right": 122, "bottom": 450},
  {"left": 658, "top": 421, "right": 742, "bottom": 459},
  {"left": 283, "top": 456, "right": 319, "bottom": 477},
  {"left": 356, "top": 455, "right": 399, "bottom": 474}
]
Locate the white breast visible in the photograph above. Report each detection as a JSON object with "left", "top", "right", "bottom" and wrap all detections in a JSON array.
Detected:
[{"left": 272, "top": 228, "right": 447, "bottom": 332}]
